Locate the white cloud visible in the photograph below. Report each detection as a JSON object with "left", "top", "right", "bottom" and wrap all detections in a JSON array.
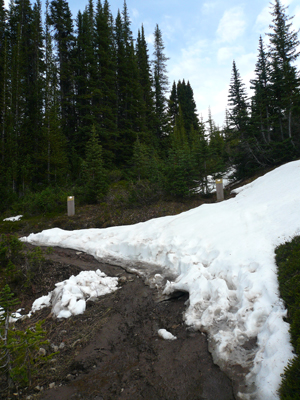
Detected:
[
  {"left": 216, "top": 7, "right": 246, "bottom": 43},
  {"left": 282, "top": 0, "right": 294, "bottom": 6},
  {"left": 293, "top": 5, "right": 300, "bottom": 30},
  {"left": 255, "top": 6, "right": 270, "bottom": 33},
  {"left": 202, "top": 2, "right": 218, "bottom": 14},
  {"left": 217, "top": 46, "right": 244, "bottom": 64},
  {"left": 131, "top": 8, "right": 139, "bottom": 20}
]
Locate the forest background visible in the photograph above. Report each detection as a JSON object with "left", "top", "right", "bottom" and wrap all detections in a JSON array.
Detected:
[{"left": 0, "top": 0, "right": 299, "bottom": 215}]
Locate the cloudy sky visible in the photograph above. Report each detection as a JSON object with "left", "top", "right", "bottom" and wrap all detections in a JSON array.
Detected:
[{"left": 6, "top": 0, "right": 300, "bottom": 126}]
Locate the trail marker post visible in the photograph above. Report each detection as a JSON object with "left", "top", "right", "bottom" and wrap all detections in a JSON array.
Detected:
[
  {"left": 216, "top": 179, "right": 224, "bottom": 202},
  {"left": 67, "top": 196, "right": 75, "bottom": 216}
]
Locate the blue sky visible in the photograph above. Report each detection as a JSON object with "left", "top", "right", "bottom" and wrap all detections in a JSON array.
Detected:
[
  {"left": 69, "top": 0, "right": 300, "bottom": 126},
  {"left": 6, "top": 0, "right": 300, "bottom": 126}
]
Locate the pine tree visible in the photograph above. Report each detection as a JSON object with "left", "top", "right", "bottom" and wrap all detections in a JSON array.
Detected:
[
  {"left": 74, "top": 7, "right": 95, "bottom": 152},
  {"left": 165, "top": 106, "right": 197, "bottom": 197},
  {"left": 250, "top": 36, "right": 271, "bottom": 144},
  {"left": 48, "top": 0, "right": 75, "bottom": 147},
  {"left": 94, "top": 0, "right": 117, "bottom": 167},
  {"left": 153, "top": 24, "right": 169, "bottom": 139},
  {"left": 82, "top": 125, "right": 108, "bottom": 203},
  {"left": 267, "top": 0, "right": 300, "bottom": 140},
  {"left": 136, "top": 25, "right": 155, "bottom": 143},
  {"left": 177, "top": 79, "right": 199, "bottom": 137},
  {"left": 168, "top": 81, "right": 178, "bottom": 131},
  {"left": 0, "top": 0, "right": 7, "bottom": 172},
  {"left": 228, "top": 60, "right": 249, "bottom": 136}
]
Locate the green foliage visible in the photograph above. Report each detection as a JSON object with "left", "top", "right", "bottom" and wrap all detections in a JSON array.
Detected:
[
  {"left": 0, "top": 285, "right": 52, "bottom": 390},
  {"left": 82, "top": 126, "right": 108, "bottom": 203},
  {"left": 0, "top": 234, "right": 23, "bottom": 287},
  {"left": 17, "top": 187, "right": 69, "bottom": 216},
  {"left": 275, "top": 236, "right": 300, "bottom": 398}
]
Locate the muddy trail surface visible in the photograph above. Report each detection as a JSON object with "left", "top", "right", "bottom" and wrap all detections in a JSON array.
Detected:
[{"left": 15, "top": 245, "right": 236, "bottom": 400}]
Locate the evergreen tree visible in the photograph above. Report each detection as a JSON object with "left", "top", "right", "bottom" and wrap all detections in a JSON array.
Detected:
[
  {"left": 136, "top": 25, "right": 155, "bottom": 143},
  {"left": 74, "top": 7, "right": 95, "bottom": 152},
  {"left": 267, "top": 0, "right": 300, "bottom": 140},
  {"left": 153, "top": 24, "right": 169, "bottom": 139},
  {"left": 228, "top": 60, "right": 249, "bottom": 135},
  {"left": 168, "top": 81, "right": 178, "bottom": 131},
  {"left": 250, "top": 36, "right": 271, "bottom": 144},
  {"left": 177, "top": 79, "right": 199, "bottom": 137},
  {"left": 43, "top": 3, "right": 68, "bottom": 185},
  {"left": 82, "top": 125, "right": 108, "bottom": 203},
  {"left": 48, "top": 0, "right": 75, "bottom": 147},
  {"left": 165, "top": 106, "right": 197, "bottom": 197},
  {"left": 94, "top": 0, "right": 117, "bottom": 167}
]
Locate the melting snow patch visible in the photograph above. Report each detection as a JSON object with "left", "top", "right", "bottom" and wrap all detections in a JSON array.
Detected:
[
  {"left": 3, "top": 215, "right": 23, "bottom": 222},
  {"left": 158, "top": 329, "right": 177, "bottom": 340},
  {"left": 31, "top": 269, "right": 119, "bottom": 318}
]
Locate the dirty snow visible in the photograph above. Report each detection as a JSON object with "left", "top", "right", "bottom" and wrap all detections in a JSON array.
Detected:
[
  {"left": 22, "top": 160, "right": 300, "bottom": 399},
  {"left": 31, "top": 270, "right": 119, "bottom": 319}
]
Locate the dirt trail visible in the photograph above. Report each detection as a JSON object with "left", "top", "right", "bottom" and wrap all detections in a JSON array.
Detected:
[{"left": 18, "top": 246, "right": 235, "bottom": 400}]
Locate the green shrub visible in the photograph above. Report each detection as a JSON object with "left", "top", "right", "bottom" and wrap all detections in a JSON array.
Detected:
[
  {"left": 275, "top": 236, "right": 300, "bottom": 398},
  {"left": 18, "top": 187, "right": 69, "bottom": 215},
  {"left": 0, "top": 285, "right": 53, "bottom": 392}
]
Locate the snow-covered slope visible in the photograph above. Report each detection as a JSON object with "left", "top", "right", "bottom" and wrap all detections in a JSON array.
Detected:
[{"left": 22, "top": 160, "right": 300, "bottom": 399}]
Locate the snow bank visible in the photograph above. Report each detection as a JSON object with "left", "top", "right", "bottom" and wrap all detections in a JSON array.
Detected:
[
  {"left": 22, "top": 160, "right": 300, "bottom": 399},
  {"left": 31, "top": 270, "right": 119, "bottom": 318}
]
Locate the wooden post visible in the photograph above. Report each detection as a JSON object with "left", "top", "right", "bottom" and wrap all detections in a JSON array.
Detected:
[
  {"left": 216, "top": 179, "right": 224, "bottom": 202},
  {"left": 67, "top": 196, "right": 75, "bottom": 216}
]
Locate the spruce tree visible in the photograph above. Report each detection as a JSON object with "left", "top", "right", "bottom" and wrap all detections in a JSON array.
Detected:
[
  {"left": 82, "top": 125, "right": 108, "bottom": 203},
  {"left": 153, "top": 24, "right": 169, "bottom": 139},
  {"left": 267, "top": 0, "right": 300, "bottom": 140},
  {"left": 168, "top": 81, "right": 179, "bottom": 131},
  {"left": 250, "top": 36, "right": 271, "bottom": 144},
  {"left": 94, "top": 0, "right": 117, "bottom": 167},
  {"left": 228, "top": 60, "right": 249, "bottom": 135},
  {"left": 136, "top": 25, "right": 155, "bottom": 143},
  {"left": 48, "top": 0, "right": 75, "bottom": 147}
]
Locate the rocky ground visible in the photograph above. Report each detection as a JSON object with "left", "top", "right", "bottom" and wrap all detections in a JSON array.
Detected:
[{"left": 1, "top": 194, "right": 244, "bottom": 400}]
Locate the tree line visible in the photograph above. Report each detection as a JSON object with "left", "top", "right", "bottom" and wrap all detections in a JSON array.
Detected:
[
  {"left": 226, "top": 0, "right": 300, "bottom": 178},
  {"left": 0, "top": 0, "right": 299, "bottom": 213}
]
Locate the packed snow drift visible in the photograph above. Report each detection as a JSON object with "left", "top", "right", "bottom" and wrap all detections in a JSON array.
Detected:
[{"left": 22, "top": 160, "right": 300, "bottom": 399}]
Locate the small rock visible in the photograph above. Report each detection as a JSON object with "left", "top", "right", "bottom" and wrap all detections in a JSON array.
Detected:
[
  {"left": 26, "top": 396, "right": 33, "bottom": 400},
  {"left": 49, "top": 358, "right": 57, "bottom": 363},
  {"left": 59, "top": 342, "right": 65, "bottom": 350},
  {"left": 34, "top": 386, "right": 41, "bottom": 392},
  {"left": 66, "top": 374, "right": 74, "bottom": 381},
  {"left": 60, "top": 330, "right": 67, "bottom": 335},
  {"left": 119, "top": 276, "right": 127, "bottom": 283},
  {"left": 38, "top": 347, "right": 46, "bottom": 356},
  {"left": 49, "top": 382, "right": 55, "bottom": 389},
  {"left": 50, "top": 368, "right": 56, "bottom": 372}
]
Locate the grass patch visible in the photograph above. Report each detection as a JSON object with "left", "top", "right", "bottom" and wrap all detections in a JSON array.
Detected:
[{"left": 275, "top": 236, "right": 300, "bottom": 398}]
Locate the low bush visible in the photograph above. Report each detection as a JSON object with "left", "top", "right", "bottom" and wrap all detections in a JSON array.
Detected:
[{"left": 275, "top": 236, "right": 300, "bottom": 399}]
